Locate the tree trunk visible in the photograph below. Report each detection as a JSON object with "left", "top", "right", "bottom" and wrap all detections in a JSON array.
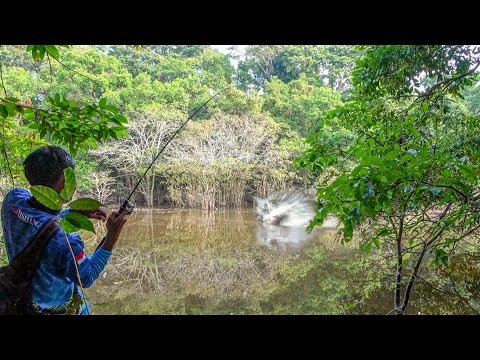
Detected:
[{"left": 395, "top": 214, "right": 404, "bottom": 315}]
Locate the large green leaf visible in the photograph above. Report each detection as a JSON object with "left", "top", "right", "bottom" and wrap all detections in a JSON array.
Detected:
[
  {"left": 4, "top": 103, "right": 16, "bottom": 117},
  {"left": 60, "top": 167, "right": 76, "bottom": 201},
  {"left": 69, "top": 198, "right": 104, "bottom": 210},
  {"left": 0, "top": 105, "right": 7, "bottom": 118},
  {"left": 30, "top": 185, "right": 63, "bottom": 210},
  {"left": 32, "top": 46, "right": 45, "bottom": 61},
  {"left": 65, "top": 212, "right": 95, "bottom": 233},
  {"left": 44, "top": 45, "right": 59, "bottom": 60},
  {"left": 61, "top": 217, "right": 79, "bottom": 233}
]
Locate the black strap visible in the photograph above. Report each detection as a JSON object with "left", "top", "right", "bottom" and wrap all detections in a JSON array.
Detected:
[{"left": 9, "top": 217, "right": 61, "bottom": 278}]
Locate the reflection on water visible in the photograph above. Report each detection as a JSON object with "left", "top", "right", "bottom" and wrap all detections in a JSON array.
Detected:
[
  {"left": 116, "top": 208, "right": 337, "bottom": 254},
  {"left": 256, "top": 222, "right": 337, "bottom": 253},
  {"left": 86, "top": 209, "right": 480, "bottom": 315}
]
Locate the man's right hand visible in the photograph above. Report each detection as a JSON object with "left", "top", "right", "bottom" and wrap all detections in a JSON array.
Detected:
[{"left": 101, "top": 207, "right": 129, "bottom": 251}]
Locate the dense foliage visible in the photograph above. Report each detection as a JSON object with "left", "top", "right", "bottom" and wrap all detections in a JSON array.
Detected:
[
  {"left": 297, "top": 45, "right": 480, "bottom": 313},
  {"left": 1, "top": 45, "right": 479, "bottom": 314},
  {"left": 0, "top": 45, "right": 354, "bottom": 206}
]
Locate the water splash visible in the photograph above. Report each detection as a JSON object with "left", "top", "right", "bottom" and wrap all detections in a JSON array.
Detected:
[
  {"left": 253, "top": 190, "right": 338, "bottom": 228},
  {"left": 253, "top": 190, "right": 316, "bottom": 227},
  {"left": 253, "top": 190, "right": 339, "bottom": 252}
]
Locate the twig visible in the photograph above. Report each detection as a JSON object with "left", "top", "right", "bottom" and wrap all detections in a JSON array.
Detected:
[
  {"left": 0, "top": 96, "right": 44, "bottom": 112},
  {"left": 0, "top": 134, "right": 15, "bottom": 188},
  {"left": 420, "top": 181, "right": 470, "bottom": 201},
  {"left": 0, "top": 62, "right": 7, "bottom": 97},
  {"left": 41, "top": 46, "right": 104, "bottom": 89},
  {"left": 46, "top": 52, "right": 54, "bottom": 84},
  {"left": 400, "top": 204, "right": 452, "bottom": 313},
  {"left": 0, "top": 64, "right": 15, "bottom": 186},
  {"left": 420, "top": 61, "right": 480, "bottom": 98}
]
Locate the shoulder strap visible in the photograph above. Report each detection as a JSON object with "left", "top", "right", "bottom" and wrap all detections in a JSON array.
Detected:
[{"left": 8, "top": 217, "right": 61, "bottom": 279}]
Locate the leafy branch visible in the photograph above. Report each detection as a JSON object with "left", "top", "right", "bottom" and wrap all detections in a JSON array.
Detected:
[
  {"left": 0, "top": 93, "right": 128, "bottom": 156},
  {"left": 30, "top": 167, "right": 103, "bottom": 233}
]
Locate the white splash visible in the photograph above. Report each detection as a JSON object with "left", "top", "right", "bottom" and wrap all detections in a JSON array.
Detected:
[{"left": 253, "top": 190, "right": 316, "bottom": 227}]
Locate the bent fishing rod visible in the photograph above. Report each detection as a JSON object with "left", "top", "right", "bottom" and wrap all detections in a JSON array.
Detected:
[{"left": 117, "top": 85, "right": 231, "bottom": 215}]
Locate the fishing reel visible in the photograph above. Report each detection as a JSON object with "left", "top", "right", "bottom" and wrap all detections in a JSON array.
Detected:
[{"left": 119, "top": 199, "right": 135, "bottom": 215}]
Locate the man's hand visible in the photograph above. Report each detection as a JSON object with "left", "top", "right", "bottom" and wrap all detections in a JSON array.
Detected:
[
  {"left": 101, "top": 207, "right": 129, "bottom": 251},
  {"left": 71, "top": 208, "right": 107, "bottom": 221}
]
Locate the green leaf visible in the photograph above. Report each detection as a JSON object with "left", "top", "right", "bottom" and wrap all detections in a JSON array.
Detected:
[
  {"left": 69, "top": 198, "right": 104, "bottom": 210},
  {"left": 344, "top": 219, "right": 353, "bottom": 240},
  {"left": 115, "top": 114, "right": 128, "bottom": 123},
  {"left": 65, "top": 212, "right": 95, "bottom": 233},
  {"left": 31, "top": 46, "right": 38, "bottom": 61},
  {"left": 44, "top": 45, "right": 60, "bottom": 60},
  {"left": 33, "top": 46, "right": 45, "bottom": 61},
  {"left": 22, "top": 109, "right": 35, "bottom": 121},
  {"left": 4, "top": 103, "right": 16, "bottom": 117},
  {"left": 99, "top": 98, "right": 107, "bottom": 109},
  {"left": 377, "top": 228, "right": 391, "bottom": 237},
  {"left": 0, "top": 105, "right": 7, "bottom": 118},
  {"left": 457, "top": 163, "right": 472, "bottom": 175},
  {"left": 61, "top": 217, "right": 79, "bottom": 233},
  {"left": 116, "top": 130, "right": 129, "bottom": 138},
  {"left": 60, "top": 167, "right": 76, "bottom": 201},
  {"left": 30, "top": 185, "right": 64, "bottom": 210},
  {"left": 105, "top": 104, "right": 119, "bottom": 113},
  {"left": 364, "top": 242, "right": 372, "bottom": 255},
  {"left": 441, "top": 169, "right": 452, "bottom": 178}
]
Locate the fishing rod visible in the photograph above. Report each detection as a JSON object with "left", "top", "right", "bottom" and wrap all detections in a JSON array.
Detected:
[{"left": 117, "top": 85, "right": 231, "bottom": 215}]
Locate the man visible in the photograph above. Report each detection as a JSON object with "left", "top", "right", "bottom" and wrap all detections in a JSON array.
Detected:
[{"left": 1, "top": 146, "right": 128, "bottom": 314}]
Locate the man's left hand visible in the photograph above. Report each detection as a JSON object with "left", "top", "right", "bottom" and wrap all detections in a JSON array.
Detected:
[{"left": 71, "top": 208, "right": 107, "bottom": 221}]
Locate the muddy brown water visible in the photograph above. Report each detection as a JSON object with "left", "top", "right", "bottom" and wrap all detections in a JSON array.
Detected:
[{"left": 85, "top": 209, "right": 480, "bottom": 315}]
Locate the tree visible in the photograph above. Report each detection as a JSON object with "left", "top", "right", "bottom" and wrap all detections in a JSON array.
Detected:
[
  {"left": 297, "top": 45, "right": 480, "bottom": 314},
  {"left": 87, "top": 171, "right": 116, "bottom": 205},
  {"left": 236, "top": 45, "right": 362, "bottom": 95},
  {"left": 236, "top": 45, "right": 286, "bottom": 91},
  {"left": 263, "top": 74, "right": 343, "bottom": 136},
  {"left": 0, "top": 45, "right": 129, "bottom": 190},
  {"left": 462, "top": 81, "right": 480, "bottom": 115},
  {"left": 43, "top": 47, "right": 132, "bottom": 102},
  {"left": 91, "top": 105, "right": 185, "bottom": 207},
  {"left": 165, "top": 112, "right": 299, "bottom": 208}
]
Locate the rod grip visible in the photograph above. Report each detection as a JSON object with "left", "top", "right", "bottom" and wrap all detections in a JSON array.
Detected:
[{"left": 119, "top": 199, "right": 135, "bottom": 215}]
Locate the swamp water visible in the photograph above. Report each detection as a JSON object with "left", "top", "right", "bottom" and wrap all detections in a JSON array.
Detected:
[{"left": 85, "top": 209, "right": 480, "bottom": 315}]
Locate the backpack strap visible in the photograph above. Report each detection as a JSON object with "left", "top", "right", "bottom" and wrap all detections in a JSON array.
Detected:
[{"left": 9, "top": 217, "right": 61, "bottom": 279}]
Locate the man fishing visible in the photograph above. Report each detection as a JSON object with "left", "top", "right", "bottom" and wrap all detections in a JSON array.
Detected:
[{"left": 1, "top": 146, "right": 128, "bottom": 315}]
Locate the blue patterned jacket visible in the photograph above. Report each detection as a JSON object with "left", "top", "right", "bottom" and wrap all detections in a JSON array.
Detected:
[{"left": 1, "top": 188, "right": 112, "bottom": 314}]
